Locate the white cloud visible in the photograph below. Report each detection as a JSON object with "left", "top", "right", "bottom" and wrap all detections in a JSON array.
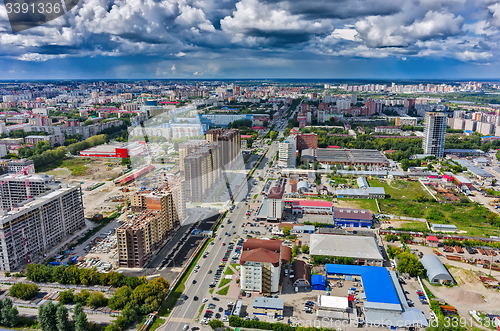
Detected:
[
  {"left": 455, "top": 50, "right": 492, "bottom": 61},
  {"left": 355, "top": 11, "right": 464, "bottom": 48}
]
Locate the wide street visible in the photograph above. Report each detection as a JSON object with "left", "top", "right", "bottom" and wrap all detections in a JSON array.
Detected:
[{"left": 160, "top": 120, "right": 284, "bottom": 331}]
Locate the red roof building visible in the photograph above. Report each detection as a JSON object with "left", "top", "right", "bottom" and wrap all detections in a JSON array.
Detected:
[{"left": 426, "top": 236, "right": 439, "bottom": 248}]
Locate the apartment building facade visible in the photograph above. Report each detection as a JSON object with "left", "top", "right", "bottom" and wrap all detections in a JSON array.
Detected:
[
  {"left": 240, "top": 239, "right": 291, "bottom": 294},
  {"left": 422, "top": 112, "right": 445, "bottom": 158},
  {"left": 0, "top": 185, "right": 85, "bottom": 271},
  {"left": 24, "top": 133, "right": 65, "bottom": 147},
  {"left": 180, "top": 141, "right": 222, "bottom": 202},
  {"left": 119, "top": 185, "right": 180, "bottom": 268},
  {"left": 205, "top": 128, "right": 241, "bottom": 167},
  {"left": 0, "top": 174, "right": 59, "bottom": 210},
  {"left": 278, "top": 137, "right": 296, "bottom": 168}
]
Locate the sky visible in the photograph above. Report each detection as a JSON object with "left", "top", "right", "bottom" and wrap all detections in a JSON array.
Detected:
[{"left": 1, "top": 0, "right": 500, "bottom": 79}]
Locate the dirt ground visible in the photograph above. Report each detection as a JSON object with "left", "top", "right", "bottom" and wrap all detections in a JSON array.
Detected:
[
  {"left": 46, "top": 158, "right": 126, "bottom": 181},
  {"left": 426, "top": 267, "right": 500, "bottom": 318}
]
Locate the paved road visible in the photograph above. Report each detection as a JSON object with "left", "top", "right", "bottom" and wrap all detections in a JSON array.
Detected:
[{"left": 161, "top": 132, "right": 281, "bottom": 331}]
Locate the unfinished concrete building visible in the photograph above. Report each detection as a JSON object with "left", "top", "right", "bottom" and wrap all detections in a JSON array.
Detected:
[
  {"left": 120, "top": 184, "right": 181, "bottom": 268},
  {"left": 0, "top": 173, "right": 60, "bottom": 210},
  {"left": 0, "top": 185, "right": 85, "bottom": 271}
]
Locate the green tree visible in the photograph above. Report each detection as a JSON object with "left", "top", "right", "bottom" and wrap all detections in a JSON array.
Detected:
[
  {"left": 283, "top": 226, "right": 291, "bottom": 236},
  {"left": 86, "top": 291, "right": 107, "bottom": 308},
  {"left": 73, "top": 303, "right": 88, "bottom": 331},
  {"left": 58, "top": 290, "right": 74, "bottom": 304},
  {"left": 208, "top": 319, "right": 224, "bottom": 329},
  {"left": 39, "top": 301, "right": 57, "bottom": 331},
  {"left": 397, "top": 252, "right": 424, "bottom": 276},
  {"left": 301, "top": 245, "right": 309, "bottom": 254},
  {"left": 56, "top": 304, "right": 70, "bottom": 331},
  {"left": 1, "top": 298, "right": 17, "bottom": 327},
  {"left": 108, "top": 286, "right": 132, "bottom": 311},
  {"left": 385, "top": 234, "right": 399, "bottom": 242},
  {"left": 401, "top": 159, "right": 410, "bottom": 171},
  {"left": 9, "top": 283, "right": 39, "bottom": 300},
  {"left": 291, "top": 245, "right": 298, "bottom": 257}
]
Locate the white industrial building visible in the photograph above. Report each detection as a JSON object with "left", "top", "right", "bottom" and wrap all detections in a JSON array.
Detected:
[{"left": 310, "top": 234, "right": 384, "bottom": 266}]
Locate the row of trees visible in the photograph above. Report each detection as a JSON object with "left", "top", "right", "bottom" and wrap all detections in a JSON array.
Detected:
[
  {"left": 57, "top": 290, "right": 107, "bottom": 308},
  {"left": 26, "top": 264, "right": 147, "bottom": 288},
  {"left": 39, "top": 302, "right": 88, "bottom": 331},
  {"left": 68, "top": 135, "right": 106, "bottom": 155},
  {"left": 229, "top": 315, "right": 332, "bottom": 331}
]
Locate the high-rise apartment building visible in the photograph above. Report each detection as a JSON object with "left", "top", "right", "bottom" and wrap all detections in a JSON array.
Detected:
[
  {"left": 0, "top": 184, "right": 85, "bottom": 271},
  {"left": 205, "top": 128, "right": 241, "bottom": 167},
  {"left": 0, "top": 174, "right": 60, "bottom": 210},
  {"left": 180, "top": 141, "right": 221, "bottom": 202},
  {"left": 118, "top": 184, "right": 180, "bottom": 268},
  {"left": 422, "top": 112, "right": 445, "bottom": 158},
  {"left": 179, "top": 129, "right": 241, "bottom": 202},
  {"left": 278, "top": 137, "right": 296, "bottom": 168}
]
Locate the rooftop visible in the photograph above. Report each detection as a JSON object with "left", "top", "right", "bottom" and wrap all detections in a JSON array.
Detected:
[
  {"left": 334, "top": 208, "right": 372, "bottom": 220},
  {"left": 316, "top": 149, "right": 390, "bottom": 165},
  {"left": 325, "top": 264, "right": 400, "bottom": 305},
  {"left": 253, "top": 297, "right": 284, "bottom": 309},
  {"left": 310, "top": 234, "right": 383, "bottom": 261},
  {"left": 268, "top": 186, "right": 285, "bottom": 200}
]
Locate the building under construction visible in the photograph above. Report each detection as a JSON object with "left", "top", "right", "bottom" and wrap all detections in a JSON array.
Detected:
[
  {"left": 0, "top": 184, "right": 85, "bottom": 271},
  {"left": 0, "top": 173, "right": 60, "bottom": 210},
  {"left": 118, "top": 184, "right": 181, "bottom": 268}
]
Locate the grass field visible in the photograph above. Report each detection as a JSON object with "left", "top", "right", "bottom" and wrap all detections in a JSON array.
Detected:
[
  {"left": 218, "top": 279, "right": 231, "bottom": 288},
  {"left": 368, "top": 179, "right": 432, "bottom": 200},
  {"left": 338, "top": 198, "right": 378, "bottom": 212},
  {"left": 392, "top": 221, "right": 429, "bottom": 232},
  {"left": 224, "top": 267, "right": 234, "bottom": 276},
  {"left": 37, "top": 157, "right": 91, "bottom": 175},
  {"left": 380, "top": 199, "right": 499, "bottom": 237},
  {"left": 216, "top": 286, "right": 229, "bottom": 295}
]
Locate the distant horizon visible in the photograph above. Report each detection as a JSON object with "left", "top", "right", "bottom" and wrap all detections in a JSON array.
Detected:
[{"left": 2, "top": 78, "right": 500, "bottom": 83}]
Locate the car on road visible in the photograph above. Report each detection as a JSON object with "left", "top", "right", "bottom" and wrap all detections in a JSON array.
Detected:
[
  {"left": 218, "top": 307, "right": 223, "bottom": 312},
  {"left": 191, "top": 328, "right": 199, "bottom": 331},
  {"left": 200, "top": 318, "right": 208, "bottom": 325},
  {"left": 183, "top": 325, "right": 189, "bottom": 330},
  {"left": 192, "top": 280, "right": 197, "bottom": 284},
  {"left": 215, "top": 313, "right": 221, "bottom": 319},
  {"left": 203, "top": 298, "right": 208, "bottom": 303},
  {"left": 212, "top": 297, "right": 220, "bottom": 301},
  {"left": 208, "top": 270, "right": 212, "bottom": 274},
  {"left": 193, "top": 296, "right": 198, "bottom": 301}
]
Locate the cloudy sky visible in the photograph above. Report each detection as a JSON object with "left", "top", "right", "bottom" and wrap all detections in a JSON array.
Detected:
[{"left": 1, "top": 0, "right": 500, "bottom": 79}]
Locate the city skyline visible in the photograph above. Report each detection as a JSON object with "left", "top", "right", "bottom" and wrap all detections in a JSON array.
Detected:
[{"left": 1, "top": 0, "right": 500, "bottom": 79}]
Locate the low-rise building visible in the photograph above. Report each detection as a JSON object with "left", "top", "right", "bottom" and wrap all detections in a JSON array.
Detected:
[
  {"left": 333, "top": 208, "right": 372, "bottom": 228},
  {"left": 310, "top": 234, "right": 383, "bottom": 266},
  {"left": 252, "top": 297, "right": 284, "bottom": 318},
  {"left": 288, "top": 200, "right": 332, "bottom": 214},
  {"left": 421, "top": 255, "right": 454, "bottom": 285}
]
